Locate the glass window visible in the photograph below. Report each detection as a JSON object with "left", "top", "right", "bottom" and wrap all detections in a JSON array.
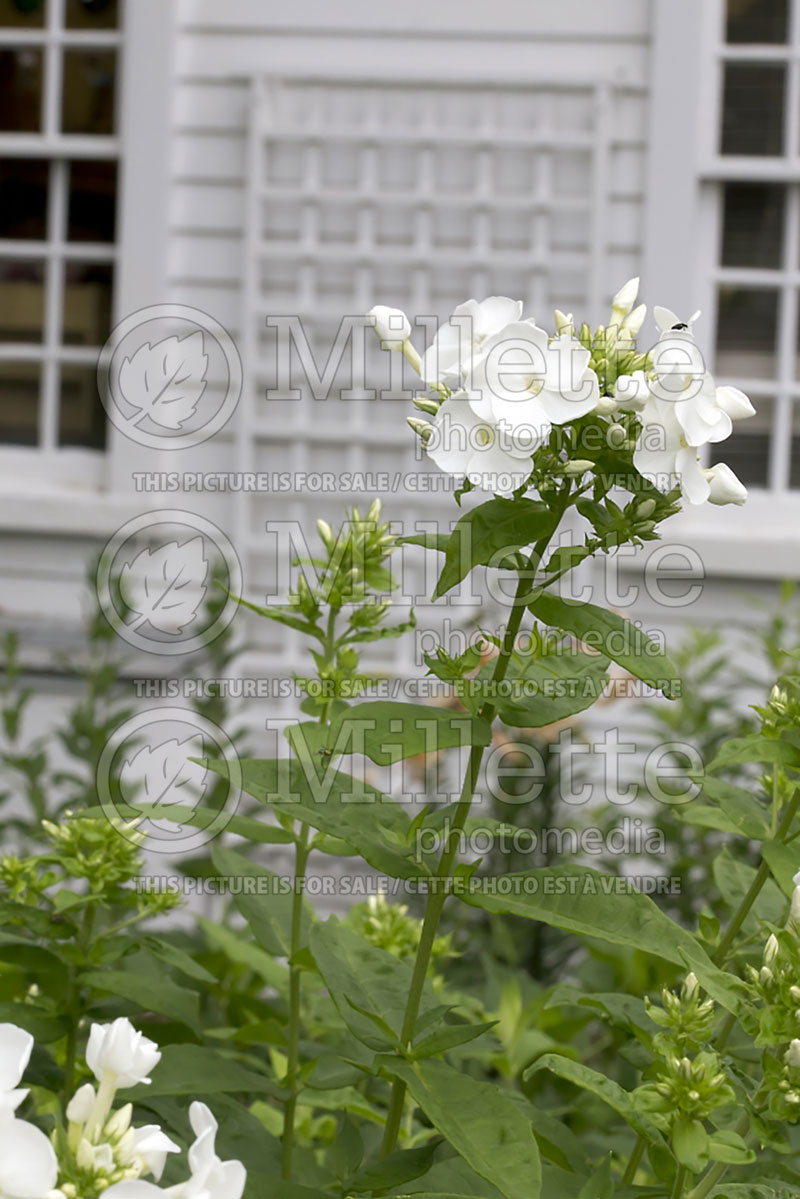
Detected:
[
  {"left": 62, "top": 261, "right": 114, "bottom": 346},
  {"left": 726, "top": 0, "right": 789, "bottom": 43},
  {"left": 0, "top": 362, "right": 40, "bottom": 445},
  {"left": 0, "top": 0, "right": 45, "bottom": 29},
  {"left": 0, "top": 259, "right": 45, "bottom": 342},
  {"left": 710, "top": 396, "right": 773, "bottom": 486},
  {"left": 0, "top": 158, "right": 48, "bottom": 238},
  {"left": 721, "top": 182, "right": 785, "bottom": 268},
  {"left": 67, "top": 160, "right": 117, "bottom": 242},
  {"left": 61, "top": 49, "right": 116, "bottom": 135},
  {"left": 0, "top": 48, "right": 43, "bottom": 132},
  {"left": 65, "top": 0, "right": 119, "bottom": 30},
  {"left": 720, "top": 63, "right": 785, "bottom": 156},
  {"left": 716, "top": 286, "right": 779, "bottom": 378}
]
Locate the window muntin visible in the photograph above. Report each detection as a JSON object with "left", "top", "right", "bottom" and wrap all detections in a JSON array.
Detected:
[{"left": 0, "top": 0, "right": 120, "bottom": 454}]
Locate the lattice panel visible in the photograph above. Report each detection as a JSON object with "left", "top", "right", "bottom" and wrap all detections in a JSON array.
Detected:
[{"left": 233, "top": 73, "right": 642, "bottom": 695}]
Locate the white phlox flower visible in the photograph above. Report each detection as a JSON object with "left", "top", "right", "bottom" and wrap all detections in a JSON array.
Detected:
[
  {"left": 420, "top": 297, "right": 523, "bottom": 387},
  {"left": 0, "top": 1025, "right": 58, "bottom": 1199},
  {"left": 425, "top": 391, "right": 534, "bottom": 494}
]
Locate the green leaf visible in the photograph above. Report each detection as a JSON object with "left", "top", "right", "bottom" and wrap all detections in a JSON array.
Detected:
[
  {"left": 673, "top": 1116, "right": 709, "bottom": 1173},
  {"left": 410, "top": 1021, "right": 498, "bottom": 1060},
  {"left": 198, "top": 916, "right": 288, "bottom": 991},
  {"left": 310, "top": 920, "right": 440, "bottom": 1049},
  {"left": 433, "top": 497, "right": 557, "bottom": 600},
  {"left": 524, "top": 1055, "right": 667, "bottom": 1149},
  {"left": 80, "top": 969, "right": 199, "bottom": 1027},
  {"left": 398, "top": 532, "right": 451, "bottom": 553},
  {"left": 529, "top": 593, "right": 681, "bottom": 699},
  {"left": 706, "top": 1129, "right": 756, "bottom": 1165},
  {"left": 232, "top": 593, "right": 323, "bottom": 642},
  {"left": 380, "top": 1057, "right": 541, "bottom": 1199},
  {"left": 461, "top": 866, "right": 745, "bottom": 1015},
  {"left": 203, "top": 758, "right": 421, "bottom": 881},
  {"left": 707, "top": 735, "right": 800, "bottom": 772},
  {"left": 140, "top": 936, "right": 217, "bottom": 984},
  {"left": 346, "top": 1142, "right": 440, "bottom": 1193},
  {"left": 293, "top": 701, "right": 492, "bottom": 766},
  {"left": 0, "top": 1003, "right": 69, "bottom": 1043},
  {"left": 81, "top": 802, "right": 296, "bottom": 846},
  {"left": 687, "top": 776, "right": 771, "bottom": 841},
  {"left": 712, "top": 847, "right": 786, "bottom": 927},
  {"left": 762, "top": 840, "right": 800, "bottom": 897},
  {"left": 471, "top": 648, "right": 609, "bottom": 727},
  {"left": 210, "top": 843, "right": 312, "bottom": 958},
  {"left": 577, "top": 1155, "right": 614, "bottom": 1199},
  {"left": 125, "top": 1044, "right": 281, "bottom": 1100}
]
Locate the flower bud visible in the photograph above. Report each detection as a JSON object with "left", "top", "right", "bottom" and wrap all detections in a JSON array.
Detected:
[
  {"left": 715, "top": 385, "right": 755, "bottom": 422},
  {"left": 764, "top": 934, "right": 780, "bottom": 966},
  {"left": 554, "top": 309, "right": 574, "bottom": 336},
  {"left": 606, "top": 423, "right": 626, "bottom": 448},
  {"left": 367, "top": 305, "right": 411, "bottom": 350},
  {"left": 760, "top": 966, "right": 775, "bottom": 987},
  {"left": 76, "top": 1138, "right": 95, "bottom": 1171},
  {"left": 316, "top": 519, "right": 334, "bottom": 550},
  {"left": 621, "top": 302, "right": 646, "bottom": 337},
  {"left": 66, "top": 1083, "right": 96, "bottom": 1125},
  {"left": 105, "top": 1103, "right": 133, "bottom": 1138},
  {"left": 407, "top": 417, "right": 433, "bottom": 444},
  {"left": 563, "top": 459, "right": 594, "bottom": 476},
  {"left": 411, "top": 396, "right": 441, "bottom": 416},
  {"left": 636, "top": 498, "right": 657, "bottom": 520},
  {"left": 636, "top": 520, "right": 656, "bottom": 534},
  {"left": 704, "top": 462, "right": 747, "bottom": 507},
  {"left": 681, "top": 972, "right": 699, "bottom": 1004},
  {"left": 611, "top": 277, "right": 639, "bottom": 320},
  {"left": 790, "top": 885, "right": 800, "bottom": 933},
  {"left": 785, "top": 1039, "right": 800, "bottom": 1069},
  {"left": 594, "top": 395, "right": 619, "bottom": 416}
]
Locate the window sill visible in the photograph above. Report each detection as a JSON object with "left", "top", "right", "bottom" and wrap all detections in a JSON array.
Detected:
[
  {"left": 0, "top": 483, "right": 146, "bottom": 537},
  {"left": 619, "top": 492, "right": 800, "bottom": 579}
]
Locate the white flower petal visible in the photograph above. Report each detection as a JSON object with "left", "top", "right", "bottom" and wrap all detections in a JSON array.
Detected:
[
  {"left": 86, "top": 1018, "right": 161, "bottom": 1089},
  {"left": 0, "top": 1024, "right": 33, "bottom": 1095},
  {"left": 473, "top": 296, "right": 524, "bottom": 340},
  {"left": 676, "top": 447, "right": 710, "bottom": 505},
  {"left": 66, "top": 1082, "right": 96, "bottom": 1125},
  {"left": 0, "top": 1118, "right": 58, "bottom": 1199},
  {"left": 366, "top": 305, "right": 411, "bottom": 349},
  {"left": 102, "top": 1184, "right": 166, "bottom": 1198},
  {"left": 133, "top": 1124, "right": 182, "bottom": 1182}
]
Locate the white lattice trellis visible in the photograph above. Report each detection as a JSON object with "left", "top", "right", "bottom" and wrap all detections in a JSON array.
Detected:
[{"left": 233, "top": 71, "right": 643, "bottom": 691}]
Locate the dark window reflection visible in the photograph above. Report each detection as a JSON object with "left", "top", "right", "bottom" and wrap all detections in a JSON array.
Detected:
[
  {"left": 0, "top": 158, "right": 48, "bottom": 238},
  {"left": 0, "top": 258, "right": 45, "bottom": 341},
  {"left": 61, "top": 49, "right": 116, "bottom": 135},
  {"left": 726, "top": 0, "right": 788, "bottom": 43},
  {"left": 716, "top": 286, "right": 779, "bottom": 378},
  {"left": 721, "top": 182, "right": 785, "bottom": 268},
  {"left": 65, "top": 0, "right": 119, "bottom": 30},
  {"left": 0, "top": 0, "right": 45, "bottom": 28},
  {"left": 59, "top": 363, "right": 106, "bottom": 448},
  {"left": 62, "top": 261, "right": 114, "bottom": 346},
  {"left": 721, "top": 63, "right": 785, "bottom": 156},
  {"left": 68, "top": 160, "right": 116, "bottom": 242},
  {"left": 0, "top": 48, "right": 42, "bottom": 132},
  {"left": 710, "top": 397, "right": 773, "bottom": 487},
  {"left": 0, "top": 361, "right": 39, "bottom": 445}
]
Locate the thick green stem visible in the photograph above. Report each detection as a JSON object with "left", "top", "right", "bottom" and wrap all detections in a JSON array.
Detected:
[
  {"left": 671, "top": 1164, "right": 690, "bottom": 1199},
  {"left": 379, "top": 543, "right": 548, "bottom": 1159},
  {"left": 282, "top": 603, "right": 338, "bottom": 1179},
  {"left": 621, "top": 1135, "right": 646, "bottom": 1184},
  {"left": 281, "top": 821, "right": 312, "bottom": 1180}
]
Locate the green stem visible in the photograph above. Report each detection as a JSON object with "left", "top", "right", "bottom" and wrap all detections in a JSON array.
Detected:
[
  {"left": 621, "top": 1135, "right": 646, "bottom": 1184},
  {"left": 281, "top": 820, "right": 312, "bottom": 1180},
  {"left": 671, "top": 1164, "right": 690, "bottom": 1199},
  {"left": 379, "top": 521, "right": 557, "bottom": 1159},
  {"left": 62, "top": 902, "right": 95, "bottom": 1110},
  {"left": 282, "top": 603, "right": 339, "bottom": 1179}
]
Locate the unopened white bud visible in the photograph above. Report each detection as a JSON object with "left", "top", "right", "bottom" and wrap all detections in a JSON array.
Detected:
[
  {"left": 606, "top": 423, "right": 626, "bottom": 448},
  {"left": 681, "top": 972, "right": 699, "bottom": 1003},
  {"left": 785, "top": 1039, "right": 800, "bottom": 1069},
  {"left": 554, "top": 309, "right": 574, "bottom": 336},
  {"left": 760, "top": 966, "right": 775, "bottom": 987},
  {"left": 611, "top": 277, "right": 639, "bottom": 320},
  {"left": 764, "top": 934, "right": 780, "bottom": 966},
  {"left": 594, "top": 395, "right": 619, "bottom": 416},
  {"left": 317, "top": 519, "right": 334, "bottom": 549},
  {"left": 66, "top": 1083, "right": 96, "bottom": 1125},
  {"left": 367, "top": 305, "right": 411, "bottom": 350},
  {"left": 563, "top": 459, "right": 594, "bottom": 476},
  {"left": 621, "top": 302, "right": 646, "bottom": 337},
  {"left": 105, "top": 1103, "right": 132, "bottom": 1138}
]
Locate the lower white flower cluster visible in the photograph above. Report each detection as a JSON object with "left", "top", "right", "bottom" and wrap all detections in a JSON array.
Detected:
[{"left": 0, "top": 1017, "right": 246, "bottom": 1199}]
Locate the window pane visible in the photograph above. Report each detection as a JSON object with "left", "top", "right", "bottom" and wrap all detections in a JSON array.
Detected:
[
  {"left": 62, "top": 261, "right": 113, "bottom": 346},
  {"left": 68, "top": 160, "right": 116, "bottom": 242},
  {"left": 721, "top": 63, "right": 785, "bottom": 156},
  {"left": 726, "top": 0, "right": 788, "bottom": 43},
  {"left": 0, "top": 0, "right": 44, "bottom": 28},
  {"left": 0, "top": 259, "right": 45, "bottom": 342},
  {"left": 791, "top": 404, "right": 800, "bottom": 489},
  {"left": 65, "top": 0, "right": 119, "bottom": 30},
  {"left": 0, "top": 158, "right": 48, "bottom": 238},
  {"left": 710, "top": 395, "right": 773, "bottom": 487},
  {"left": 58, "top": 363, "right": 106, "bottom": 448},
  {"left": 0, "top": 48, "right": 42, "bottom": 132},
  {"left": 721, "top": 182, "right": 785, "bottom": 268},
  {"left": 0, "top": 361, "right": 39, "bottom": 445},
  {"left": 715, "top": 286, "right": 779, "bottom": 378},
  {"left": 61, "top": 49, "right": 116, "bottom": 135}
]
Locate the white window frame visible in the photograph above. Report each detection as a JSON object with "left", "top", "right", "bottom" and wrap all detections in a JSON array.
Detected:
[
  {"left": 0, "top": 0, "right": 175, "bottom": 534},
  {"left": 643, "top": 0, "right": 800, "bottom": 578}
]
